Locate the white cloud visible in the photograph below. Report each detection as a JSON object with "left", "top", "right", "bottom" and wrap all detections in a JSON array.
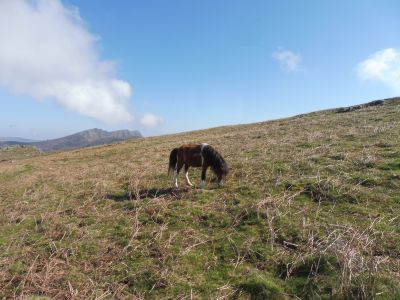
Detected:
[
  {"left": 357, "top": 48, "right": 400, "bottom": 92},
  {"left": 0, "top": 0, "right": 133, "bottom": 123},
  {"left": 140, "top": 113, "right": 164, "bottom": 129},
  {"left": 273, "top": 49, "right": 301, "bottom": 73}
]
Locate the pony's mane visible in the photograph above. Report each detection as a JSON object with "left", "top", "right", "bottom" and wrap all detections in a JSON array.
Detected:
[{"left": 201, "top": 145, "right": 228, "bottom": 176}]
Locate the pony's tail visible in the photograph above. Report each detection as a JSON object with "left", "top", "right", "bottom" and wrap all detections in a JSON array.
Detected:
[{"left": 168, "top": 148, "right": 178, "bottom": 175}]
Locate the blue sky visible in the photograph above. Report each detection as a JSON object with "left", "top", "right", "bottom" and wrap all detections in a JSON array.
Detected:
[{"left": 1, "top": 0, "right": 400, "bottom": 139}]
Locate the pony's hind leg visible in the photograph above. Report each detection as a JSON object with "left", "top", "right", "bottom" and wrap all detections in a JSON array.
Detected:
[
  {"left": 172, "top": 169, "right": 178, "bottom": 188},
  {"left": 184, "top": 164, "right": 193, "bottom": 186},
  {"left": 172, "top": 159, "right": 184, "bottom": 188}
]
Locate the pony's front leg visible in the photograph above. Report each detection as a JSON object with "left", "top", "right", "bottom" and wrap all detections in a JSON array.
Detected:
[
  {"left": 217, "top": 174, "right": 224, "bottom": 187},
  {"left": 199, "top": 164, "right": 208, "bottom": 188}
]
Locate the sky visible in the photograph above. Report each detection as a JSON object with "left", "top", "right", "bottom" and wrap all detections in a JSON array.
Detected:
[{"left": 1, "top": 0, "right": 400, "bottom": 139}]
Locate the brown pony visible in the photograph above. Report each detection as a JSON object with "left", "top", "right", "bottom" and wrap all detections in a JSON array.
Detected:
[{"left": 168, "top": 143, "right": 228, "bottom": 188}]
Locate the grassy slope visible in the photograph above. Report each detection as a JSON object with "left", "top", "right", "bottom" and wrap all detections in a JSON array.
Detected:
[
  {"left": 1, "top": 99, "right": 400, "bottom": 299},
  {"left": 0, "top": 146, "right": 41, "bottom": 162}
]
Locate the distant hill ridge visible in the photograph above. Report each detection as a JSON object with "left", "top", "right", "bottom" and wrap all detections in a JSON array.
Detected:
[
  {"left": 0, "top": 137, "right": 39, "bottom": 143},
  {"left": 0, "top": 128, "right": 142, "bottom": 152},
  {"left": 0, "top": 97, "right": 396, "bottom": 152}
]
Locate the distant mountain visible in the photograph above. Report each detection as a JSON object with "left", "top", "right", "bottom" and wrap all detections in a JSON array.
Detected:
[{"left": 0, "top": 129, "right": 142, "bottom": 152}]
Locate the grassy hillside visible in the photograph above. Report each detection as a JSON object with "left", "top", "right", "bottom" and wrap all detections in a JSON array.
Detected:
[
  {"left": 1, "top": 98, "right": 400, "bottom": 299},
  {"left": 0, "top": 145, "right": 41, "bottom": 162}
]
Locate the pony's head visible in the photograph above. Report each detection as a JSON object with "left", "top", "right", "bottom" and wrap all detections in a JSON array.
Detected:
[{"left": 201, "top": 145, "right": 228, "bottom": 184}]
